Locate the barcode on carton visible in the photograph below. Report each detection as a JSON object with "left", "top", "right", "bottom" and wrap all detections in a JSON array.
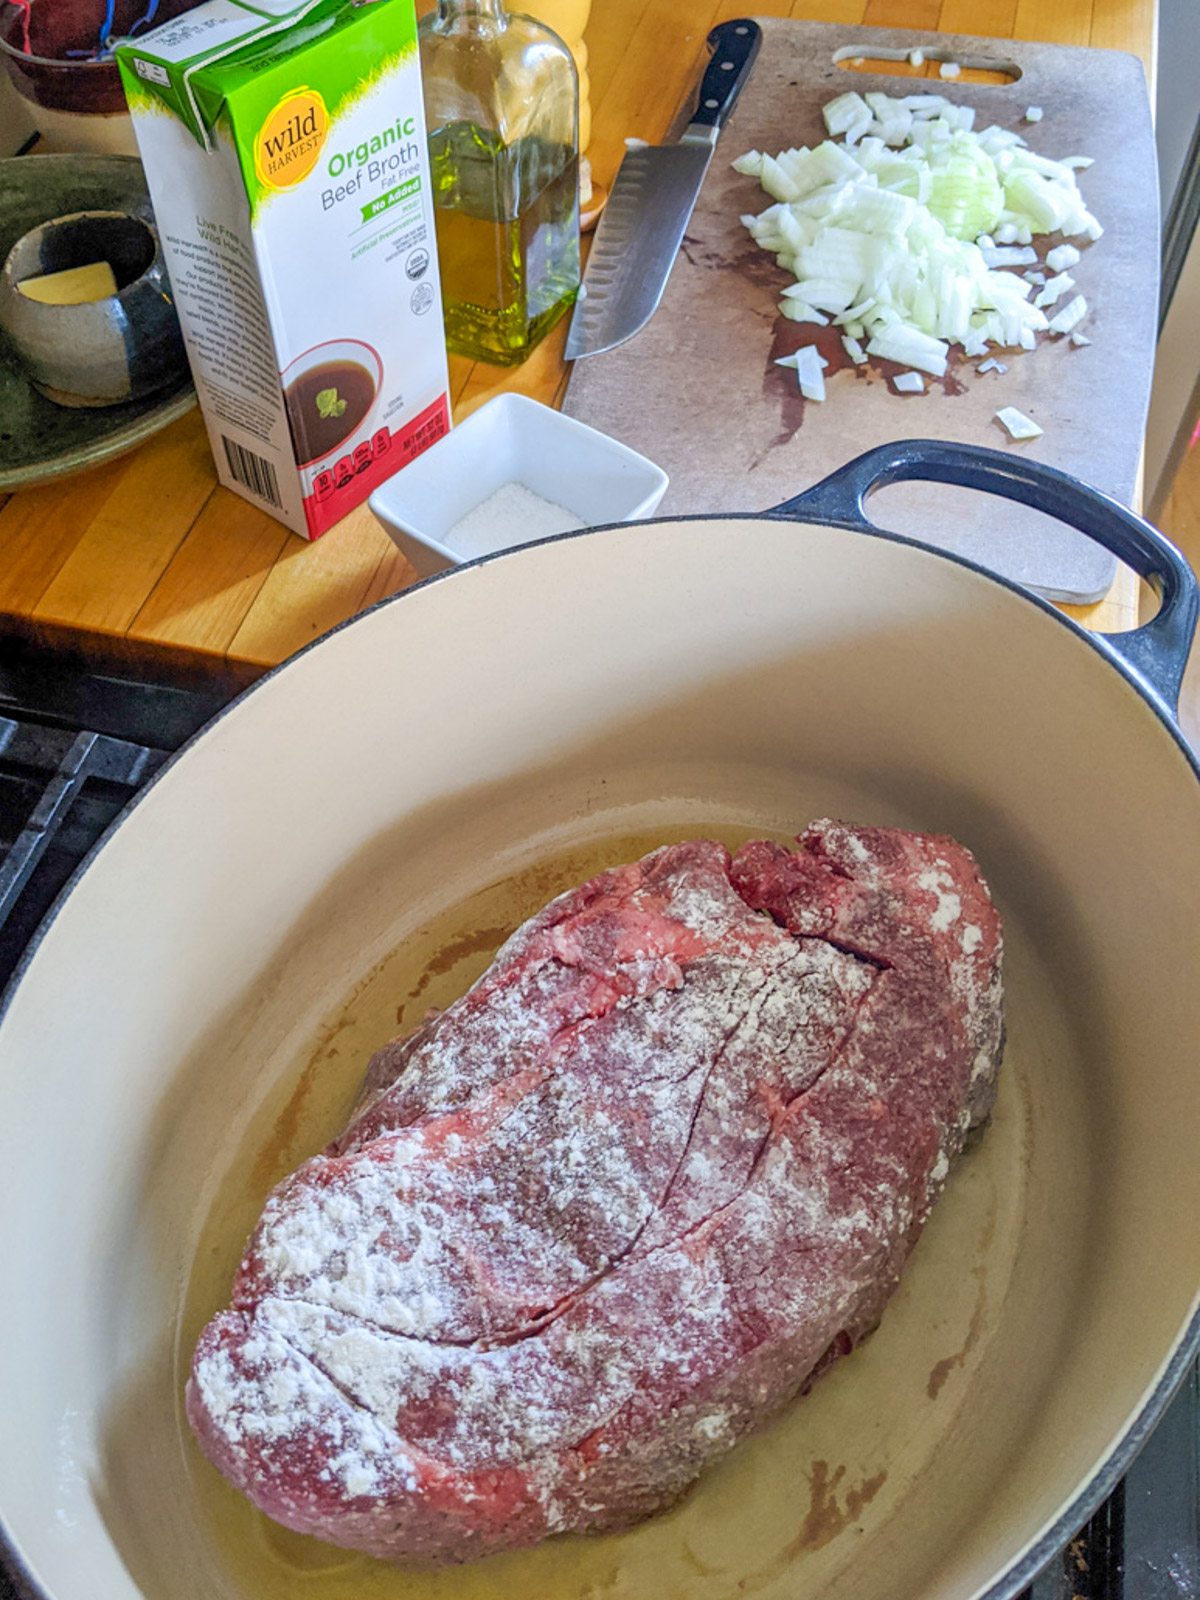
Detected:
[{"left": 222, "top": 437, "right": 282, "bottom": 508}]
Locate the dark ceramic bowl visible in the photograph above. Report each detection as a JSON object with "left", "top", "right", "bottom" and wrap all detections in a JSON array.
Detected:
[
  {"left": 0, "top": 208, "right": 188, "bottom": 408},
  {"left": 0, "top": 0, "right": 203, "bottom": 115}
]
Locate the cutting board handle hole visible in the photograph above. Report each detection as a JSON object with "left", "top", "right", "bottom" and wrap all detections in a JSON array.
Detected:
[{"left": 833, "top": 46, "right": 1021, "bottom": 85}]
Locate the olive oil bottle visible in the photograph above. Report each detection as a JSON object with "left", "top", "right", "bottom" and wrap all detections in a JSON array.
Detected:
[{"left": 419, "top": 0, "right": 581, "bottom": 367}]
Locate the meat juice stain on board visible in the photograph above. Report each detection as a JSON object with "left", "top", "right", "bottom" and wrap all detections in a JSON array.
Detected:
[
  {"left": 175, "top": 820, "right": 1028, "bottom": 1600},
  {"left": 761, "top": 319, "right": 971, "bottom": 456}
]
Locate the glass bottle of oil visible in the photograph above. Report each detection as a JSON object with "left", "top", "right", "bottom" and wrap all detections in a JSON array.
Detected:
[{"left": 418, "top": 0, "right": 581, "bottom": 367}]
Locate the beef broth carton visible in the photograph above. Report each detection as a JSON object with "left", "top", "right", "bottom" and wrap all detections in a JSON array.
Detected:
[{"left": 116, "top": 0, "right": 450, "bottom": 540}]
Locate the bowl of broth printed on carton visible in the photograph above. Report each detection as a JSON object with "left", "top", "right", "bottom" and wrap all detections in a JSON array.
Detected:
[
  {"left": 282, "top": 338, "right": 383, "bottom": 469},
  {"left": 116, "top": 0, "right": 451, "bottom": 540}
]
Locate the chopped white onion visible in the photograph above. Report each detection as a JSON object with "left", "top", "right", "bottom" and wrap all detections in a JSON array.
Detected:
[
  {"left": 1048, "top": 293, "right": 1087, "bottom": 334},
  {"left": 981, "top": 245, "right": 1039, "bottom": 267},
  {"left": 892, "top": 371, "right": 926, "bottom": 392},
  {"left": 977, "top": 357, "right": 1008, "bottom": 374},
  {"left": 823, "top": 92, "right": 871, "bottom": 139},
  {"left": 1034, "top": 272, "right": 1075, "bottom": 308},
  {"left": 737, "top": 91, "right": 1100, "bottom": 394},
  {"left": 867, "top": 323, "right": 949, "bottom": 377},
  {"left": 995, "top": 406, "right": 1043, "bottom": 439},
  {"left": 939, "top": 61, "right": 962, "bottom": 78},
  {"left": 779, "top": 299, "right": 830, "bottom": 325},
  {"left": 794, "top": 344, "right": 827, "bottom": 400},
  {"left": 1025, "top": 106, "right": 1044, "bottom": 122},
  {"left": 1070, "top": 330, "right": 1092, "bottom": 346},
  {"left": 777, "top": 345, "right": 827, "bottom": 400},
  {"left": 1046, "top": 242, "right": 1082, "bottom": 272}
]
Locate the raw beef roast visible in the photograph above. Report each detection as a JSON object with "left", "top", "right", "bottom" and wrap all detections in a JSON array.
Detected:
[{"left": 187, "top": 820, "right": 1004, "bottom": 1563}]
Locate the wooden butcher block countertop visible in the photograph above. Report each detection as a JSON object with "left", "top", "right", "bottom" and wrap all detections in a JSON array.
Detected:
[{"left": 0, "top": 0, "right": 1158, "bottom": 688}]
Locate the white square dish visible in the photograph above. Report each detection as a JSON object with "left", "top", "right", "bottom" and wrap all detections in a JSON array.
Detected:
[{"left": 368, "top": 392, "right": 669, "bottom": 579}]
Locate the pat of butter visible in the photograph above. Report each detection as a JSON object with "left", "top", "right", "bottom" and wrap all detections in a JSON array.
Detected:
[{"left": 17, "top": 261, "right": 118, "bottom": 305}]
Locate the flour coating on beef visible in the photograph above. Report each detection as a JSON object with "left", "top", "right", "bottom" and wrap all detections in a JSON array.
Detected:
[{"left": 187, "top": 820, "right": 1004, "bottom": 1564}]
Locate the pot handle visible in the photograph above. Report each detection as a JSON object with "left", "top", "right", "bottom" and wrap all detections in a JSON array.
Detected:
[{"left": 770, "top": 439, "right": 1199, "bottom": 716}]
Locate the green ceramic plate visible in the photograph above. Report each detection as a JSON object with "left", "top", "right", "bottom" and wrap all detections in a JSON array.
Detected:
[{"left": 0, "top": 153, "right": 196, "bottom": 492}]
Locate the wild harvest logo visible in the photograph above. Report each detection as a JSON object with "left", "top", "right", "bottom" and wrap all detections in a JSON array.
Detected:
[{"left": 255, "top": 87, "right": 329, "bottom": 190}]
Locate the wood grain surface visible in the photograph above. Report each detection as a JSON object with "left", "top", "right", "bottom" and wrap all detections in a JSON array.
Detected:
[
  {"left": 0, "top": 0, "right": 1158, "bottom": 682},
  {"left": 562, "top": 20, "right": 1158, "bottom": 603}
]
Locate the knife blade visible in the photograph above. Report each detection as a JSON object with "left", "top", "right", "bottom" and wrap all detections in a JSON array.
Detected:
[{"left": 565, "top": 18, "right": 762, "bottom": 361}]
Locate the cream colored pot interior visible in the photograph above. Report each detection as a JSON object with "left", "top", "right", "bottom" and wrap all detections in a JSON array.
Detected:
[{"left": 0, "top": 516, "right": 1198, "bottom": 1600}]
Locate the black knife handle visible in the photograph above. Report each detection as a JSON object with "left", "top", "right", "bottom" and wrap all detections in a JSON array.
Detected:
[{"left": 687, "top": 19, "right": 762, "bottom": 133}]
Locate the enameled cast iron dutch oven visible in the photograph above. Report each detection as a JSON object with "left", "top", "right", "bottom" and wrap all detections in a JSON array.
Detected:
[{"left": 1, "top": 441, "right": 1198, "bottom": 1600}]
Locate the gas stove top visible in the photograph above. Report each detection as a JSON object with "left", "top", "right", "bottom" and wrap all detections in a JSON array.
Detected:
[
  {"left": 0, "top": 643, "right": 1195, "bottom": 1600},
  {"left": 0, "top": 646, "right": 230, "bottom": 994}
]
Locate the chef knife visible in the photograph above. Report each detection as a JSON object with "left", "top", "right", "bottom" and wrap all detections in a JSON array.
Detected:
[{"left": 564, "top": 18, "right": 762, "bottom": 361}]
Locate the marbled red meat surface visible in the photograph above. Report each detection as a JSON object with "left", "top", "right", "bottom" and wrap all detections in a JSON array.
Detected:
[{"left": 187, "top": 820, "right": 1004, "bottom": 1564}]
